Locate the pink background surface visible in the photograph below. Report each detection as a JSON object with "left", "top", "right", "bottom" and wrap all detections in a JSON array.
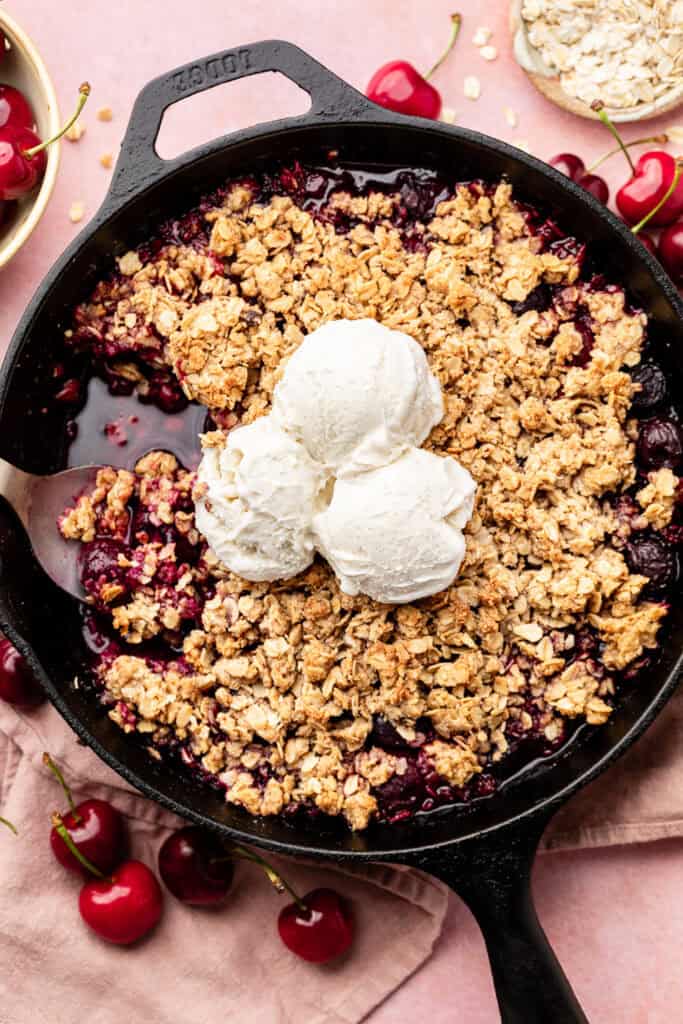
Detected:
[{"left": 1, "top": 1, "right": 682, "bottom": 1021}]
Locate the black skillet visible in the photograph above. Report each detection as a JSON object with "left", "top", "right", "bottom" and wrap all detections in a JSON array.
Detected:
[{"left": 1, "top": 42, "right": 682, "bottom": 1024}]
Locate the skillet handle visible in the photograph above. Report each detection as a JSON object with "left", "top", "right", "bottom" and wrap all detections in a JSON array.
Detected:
[
  {"left": 106, "top": 40, "right": 373, "bottom": 206},
  {"left": 418, "top": 812, "right": 589, "bottom": 1023}
]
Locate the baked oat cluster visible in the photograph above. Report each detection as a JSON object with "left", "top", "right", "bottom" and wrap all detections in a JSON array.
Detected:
[{"left": 59, "top": 170, "right": 677, "bottom": 830}]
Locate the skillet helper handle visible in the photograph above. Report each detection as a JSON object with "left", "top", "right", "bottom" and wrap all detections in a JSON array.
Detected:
[
  {"left": 422, "top": 815, "right": 588, "bottom": 1024},
  {"left": 107, "top": 40, "right": 373, "bottom": 204}
]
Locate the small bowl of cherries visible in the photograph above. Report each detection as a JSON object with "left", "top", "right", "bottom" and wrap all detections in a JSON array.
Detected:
[{"left": 0, "top": 10, "right": 64, "bottom": 268}]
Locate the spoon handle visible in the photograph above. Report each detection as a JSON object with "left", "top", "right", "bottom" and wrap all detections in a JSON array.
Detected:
[{"left": 0, "top": 457, "right": 32, "bottom": 532}]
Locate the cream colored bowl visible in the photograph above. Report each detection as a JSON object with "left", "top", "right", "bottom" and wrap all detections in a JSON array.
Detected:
[{"left": 0, "top": 10, "right": 60, "bottom": 269}]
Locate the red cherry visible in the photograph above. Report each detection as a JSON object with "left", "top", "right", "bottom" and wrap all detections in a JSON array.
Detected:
[
  {"left": 79, "top": 860, "right": 163, "bottom": 945},
  {"left": 578, "top": 173, "right": 609, "bottom": 204},
  {"left": 0, "top": 125, "right": 46, "bottom": 200},
  {"left": 0, "top": 636, "right": 43, "bottom": 707},
  {"left": 158, "top": 826, "right": 234, "bottom": 906},
  {"left": 0, "top": 85, "right": 35, "bottom": 130},
  {"left": 617, "top": 151, "right": 683, "bottom": 228},
  {"left": 638, "top": 233, "right": 657, "bottom": 256},
  {"left": 658, "top": 220, "right": 683, "bottom": 282},
  {"left": 278, "top": 888, "right": 353, "bottom": 963},
  {"left": 367, "top": 61, "right": 442, "bottom": 119},
  {"left": 50, "top": 799, "right": 127, "bottom": 878},
  {"left": 366, "top": 14, "right": 461, "bottom": 121},
  {"left": 550, "top": 153, "right": 586, "bottom": 182}
]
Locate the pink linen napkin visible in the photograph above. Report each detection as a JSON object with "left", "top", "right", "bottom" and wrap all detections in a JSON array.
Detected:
[{"left": 2, "top": 687, "right": 683, "bottom": 1024}]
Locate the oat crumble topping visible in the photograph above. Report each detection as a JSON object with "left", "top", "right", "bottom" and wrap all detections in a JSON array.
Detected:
[{"left": 59, "top": 172, "right": 676, "bottom": 830}]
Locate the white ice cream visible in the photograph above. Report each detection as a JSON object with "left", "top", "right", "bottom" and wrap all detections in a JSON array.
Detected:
[
  {"left": 272, "top": 318, "right": 443, "bottom": 477},
  {"left": 195, "top": 318, "right": 477, "bottom": 601},
  {"left": 313, "top": 448, "right": 477, "bottom": 604},
  {"left": 194, "top": 417, "right": 324, "bottom": 582}
]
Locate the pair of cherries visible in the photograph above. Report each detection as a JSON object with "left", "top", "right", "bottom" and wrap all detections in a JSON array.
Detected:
[
  {"left": 45, "top": 754, "right": 163, "bottom": 945},
  {"left": 0, "top": 81, "right": 90, "bottom": 202},
  {"left": 159, "top": 826, "right": 353, "bottom": 964}
]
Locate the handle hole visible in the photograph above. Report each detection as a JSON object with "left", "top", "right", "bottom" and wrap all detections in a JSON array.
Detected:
[{"left": 155, "top": 72, "right": 312, "bottom": 160}]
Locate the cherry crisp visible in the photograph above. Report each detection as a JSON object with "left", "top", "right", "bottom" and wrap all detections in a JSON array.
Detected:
[{"left": 57, "top": 164, "right": 681, "bottom": 830}]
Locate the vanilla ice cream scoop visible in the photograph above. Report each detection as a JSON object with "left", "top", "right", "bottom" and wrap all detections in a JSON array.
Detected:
[
  {"left": 313, "top": 448, "right": 477, "bottom": 604},
  {"left": 194, "top": 418, "right": 324, "bottom": 582},
  {"left": 272, "top": 319, "right": 443, "bottom": 477}
]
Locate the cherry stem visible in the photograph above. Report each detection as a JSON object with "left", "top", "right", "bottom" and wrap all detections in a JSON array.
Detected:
[
  {"left": 228, "top": 843, "right": 308, "bottom": 914},
  {"left": 586, "top": 133, "right": 669, "bottom": 173},
  {"left": 0, "top": 816, "right": 17, "bottom": 835},
  {"left": 22, "top": 82, "right": 91, "bottom": 160},
  {"left": 43, "top": 752, "right": 79, "bottom": 819},
  {"left": 590, "top": 100, "right": 636, "bottom": 175},
  {"left": 51, "top": 812, "right": 105, "bottom": 879},
  {"left": 631, "top": 160, "right": 683, "bottom": 234},
  {"left": 425, "top": 13, "right": 462, "bottom": 81}
]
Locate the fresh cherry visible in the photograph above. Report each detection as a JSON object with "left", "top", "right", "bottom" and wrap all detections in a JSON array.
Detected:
[
  {"left": 549, "top": 154, "right": 609, "bottom": 204},
  {"left": 0, "top": 635, "right": 44, "bottom": 707},
  {"left": 550, "top": 153, "right": 585, "bottom": 181},
  {"left": 366, "top": 14, "right": 460, "bottom": 120},
  {"left": 45, "top": 754, "right": 127, "bottom": 877},
  {"left": 53, "top": 812, "right": 162, "bottom": 945},
  {"left": 158, "top": 826, "right": 234, "bottom": 906},
  {"left": 79, "top": 859, "right": 163, "bottom": 945},
  {"left": 579, "top": 173, "right": 609, "bottom": 204},
  {"left": 0, "top": 85, "right": 35, "bottom": 130},
  {"left": 658, "top": 220, "right": 683, "bottom": 282},
  {"left": 278, "top": 888, "right": 353, "bottom": 964},
  {"left": 0, "top": 82, "right": 89, "bottom": 201},
  {"left": 617, "top": 151, "right": 683, "bottom": 228}
]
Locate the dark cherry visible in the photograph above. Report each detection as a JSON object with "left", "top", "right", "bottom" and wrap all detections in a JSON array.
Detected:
[
  {"left": 80, "top": 538, "right": 132, "bottom": 600},
  {"left": 140, "top": 370, "right": 189, "bottom": 414},
  {"left": 550, "top": 153, "right": 585, "bottom": 181},
  {"left": 50, "top": 798, "right": 127, "bottom": 878},
  {"left": 637, "top": 418, "right": 683, "bottom": 470},
  {"left": 578, "top": 173, "right": 609, "bottom": 204},
  {"left": 79, "top": 859, "right": 163, "bottom": 945},
  {"left": 625, "top": 533, "right": 678, "bottom": 592},
  {"left": 158, "top": 826, "right": 234, "bottom": 906},
  {"left": 0, "top": 636, "right": 43, "bottom": 707},
  {"left": 375, "top": 758, "right": 423, "bottom": 814},
  {"left": 278, "top": 888, "right": 353, "bottom": 963},
  {"left": 510, "top": 283, "right": 553, "bottom": 316},
  {"left": 369, "top": 715, "right": 410, "bottom": 751},
  {"left": 658, "top": 220, "right": 683, "bottom": 283},
  {"left": 630, "top": 362, "right": 667, "bottom": 411},
  {"left": 0, "top": 85, "right": 35, "bottom": 131},
  {"left": 0, "top": 30, "right": 6, "bottom": 63}
]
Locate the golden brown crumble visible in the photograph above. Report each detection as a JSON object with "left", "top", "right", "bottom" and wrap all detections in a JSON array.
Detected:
[{"left": 60, "top": 180, "right": 675, "bottom": 830}]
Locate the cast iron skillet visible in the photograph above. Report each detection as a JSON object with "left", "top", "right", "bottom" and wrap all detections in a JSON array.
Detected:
[{"left": 1, "top": 41, "right": 682, "bottom": 1023}]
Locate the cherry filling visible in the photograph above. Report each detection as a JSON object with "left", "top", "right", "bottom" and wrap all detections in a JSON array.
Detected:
[
  {"left": 80, "top": 538, "right": 132, "bottom": 606},
  {"left": 637, "top": 417, "right": 683, "bottom": 470}
]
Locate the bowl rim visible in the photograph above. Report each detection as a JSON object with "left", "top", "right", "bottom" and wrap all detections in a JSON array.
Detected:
[{"left": 0, "top": 9, "right": 60, "bottom": 269}]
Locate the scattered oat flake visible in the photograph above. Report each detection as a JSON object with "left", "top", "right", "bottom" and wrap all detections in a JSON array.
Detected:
[
  {"left": 441, "top": 106, "right": 456, "bottom": 124},
  {"left": 65, "top": 121, "right": 85, "bottom": 143},
  {"left": 68, "top": 201, "right": 85, "bottom": 223},
  {"left": 513, "top": 139, "right": 531, "bottom": 154},
  {"left": 97, "top": 106, "right": 113, "bottom": 122},
  {"left": 666, "top": 126, "right": 683, "bottom": 144},
  {"left": 473, "top": 26, "right": 492, "bottom": 47},
  {"left": 464, "top": 76, "right": 481, "bottom": 100},
  {"left": 99, "top": 152, "right": 114, "bottom": 169},
  {"left": 504, "top": 106, "right": 518, "bottom": 128},
  {"left": 480, "top": 45, "right": 498, "bottom": 61}
]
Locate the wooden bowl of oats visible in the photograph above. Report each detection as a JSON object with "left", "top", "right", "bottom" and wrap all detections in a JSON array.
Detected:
[{"left": 510, "top": 0, "right": 683, "bottom": 123}]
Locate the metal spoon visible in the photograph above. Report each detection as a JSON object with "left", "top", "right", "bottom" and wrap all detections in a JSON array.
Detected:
[{"left": 0, "top": 459, "right": 100, "bottom": 600}]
